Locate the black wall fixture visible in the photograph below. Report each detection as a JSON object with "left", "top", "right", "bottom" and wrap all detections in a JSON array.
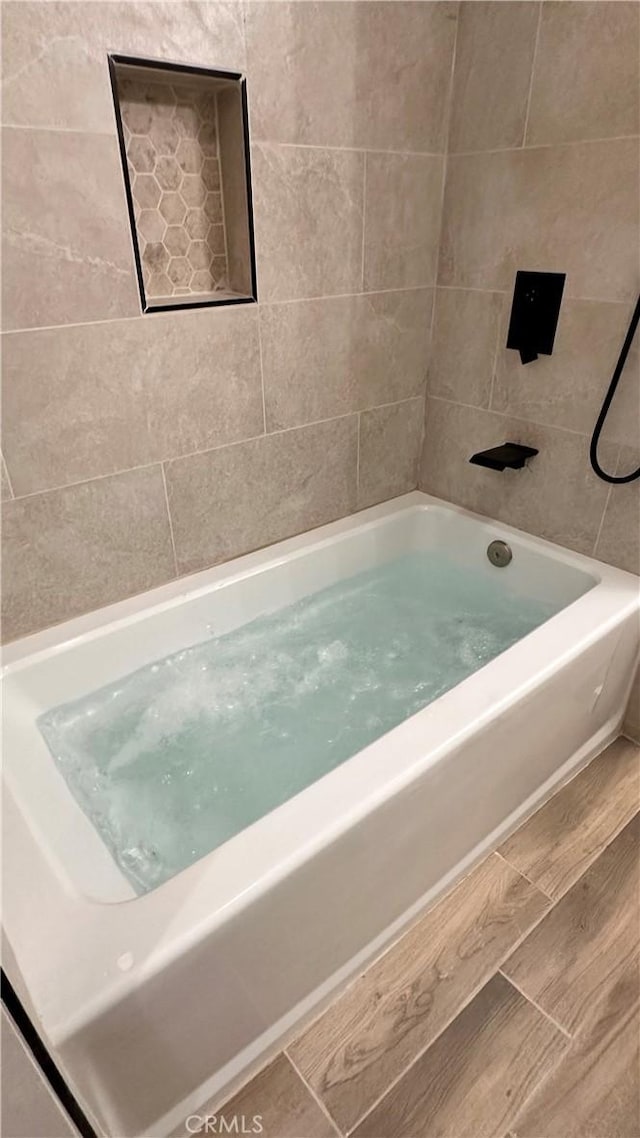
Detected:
[{"left": 506, "top": 270, "right": 565, "bottom": 364}]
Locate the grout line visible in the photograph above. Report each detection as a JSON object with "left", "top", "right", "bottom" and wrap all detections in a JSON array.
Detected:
[
  {"left": 360, "top": 152, "right": 367, "bottom": 292},
  {"left": 498, "top": 971, "right": 573, "bottom": 1040},
  {"left": 592, "top": 471, "right": 617, "bottom": 557},
  {"left": 494, "top": 850, "right": 553, "bottom": 901},
  {"left": 448, "top": 132, "right": 639, "bottom": 160},
  {"left": 427, "top": 392, "right": 597, "bottom": 441},
  {"left": 251, "top": 138, "right": 445, "bottom": 159},
  {"left": 487, "top": 295, "right": 507, "bottom": 409},
  {"left": 355, "top": 412, "right": 362, "bottom": 503},
  {"left": 256, "top": 308, "right": 268, "bottom": 434},
  {"left": 3, "top": 288, "right": 631, "bottom": 338},
  {"left": 1, "top": 452, "right": 16, "bottom": 499},
  {"left": 160, "top": 463, "right": 179, "bottom": 580},
  {"left": 284, "top": 1052, "right": 344, "bottom": 1138},
  {"left": 521, "top": 1, "right": 544, "bottom": 147},
  {"left": 430, "top": 0, "right": 460, "bottom": 299}
]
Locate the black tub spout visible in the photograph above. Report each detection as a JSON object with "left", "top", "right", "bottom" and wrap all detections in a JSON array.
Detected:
[{"left": 469, "top": 443, "right": 538, "bottom": 471}]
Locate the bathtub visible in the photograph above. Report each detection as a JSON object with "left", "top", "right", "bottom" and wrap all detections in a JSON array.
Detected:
[{"left": 2, "top": 491, "right": 639, "bottom": 1137}]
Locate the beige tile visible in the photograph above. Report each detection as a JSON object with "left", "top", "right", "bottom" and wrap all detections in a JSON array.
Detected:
[
  {"left": 625, "top": 666, "right": 640, "bottom": 742},
  {"left": 2, "top": 128, "right": 139, "bottom": 330},
  {"left": 439, "top": 140, "right": 640, "bottom": 302},
  {"left": 0, "top": 1, "right": 245, "bottom": 133},
  {"left": 428, "top": 288, "right": 502, "bottom": 407},
  {"left": 449, "top": 2, "right": 540, "bottom": 153},
  {"left": 501, "top": 816, "right": 640, "bottom": 1036},
  {"left": 1, "top": 453, "right": 13, "bottom": 500},
  {"left": 260, "top": 291, "right": 432, "bottom": 431},
  {"left": 183, "top": 1056, "right": 335, "bottom": 1138},
  {"left": 492, "top": 299, "right": 639, "bottom": 445},
  {"left": 252, "top": 144, "right": 364, "bottom": 301},
  {"left": 289, "top": 853, "right": 549, "bottom": 1133},
  {"left": 245, "top": 1, "right": 457, "bottom": 152},
  {"left": 363, "top": 153, "right": 443, "bottom": 291},
  {"left": 357, "top": 399, "right": 424, "bottom": 510},
  {"left": 594, "top": 447, "right": 640, "bottom": 574},
  {"left": 1, "top": 1009, "right": 78, "bottom": 1138},
  {"left": 505, "top": 965, "right": 640, "bottom": 1138},
  {"left": 499, "top": 738, "right": 640, "bottom": 902},
  {"left": 527, "top": 1, "right": 640, "bottom": 146},
  {"left": 353, "top": 974, "right": 567, "bottom": 1138},
  {"left": 419, "top": 398, "right": 615, "bottom": 555},
  {"left": 165, "top": 416, "right": 358, "bottom": 574},
  {"left": 2, "top": 307, "right": 263, "bottom": 495},
  {"left": 1, "top": 467, "right": 175, "bottom": 641}
]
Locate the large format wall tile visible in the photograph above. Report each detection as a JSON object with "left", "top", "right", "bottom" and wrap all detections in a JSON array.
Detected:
[
  {"left": 439, "top": 139, "right": 640, "bottom": 301},
  {"left": 245, "top": 1, "right": 457, "bottom": 152},
  {"left": 1, "top": 467, "right": 175, "bottom": 641},
  {"left": 492, "top": 299, "right": 638, "bottom": 443},
  {"left": 358, "top": 398, "right": 424, "bottom": 509},
  {"left": 594, "top": 448, "right": 640, "bottom": 574},
  {"left": 448, "top": 2, "right": 539, "bottom": 153},
  {"left": 165, "top": 416, "right": 358, "bottom": 574},
  {"left": 419, "top": 398, "right": 615, "bottom": 555},
  {"left": 428, "top": 287, "right": 503, "bottom": 407},
  {"left": 260, "top": 290, "right": 432, "bottom": 430},
  {"left": 0, "top": 1, "right": 246, "bottom": 133},
  {"left": 252, "top": 144, "right": 364, "bottom": 301},
  {"left": 2, "top": 128, "right": 139, "bottom": 330},
  {"left": 363, "top": 153, "right": 443, "bottom": 291},
  {"left": 2, "top": 308, "right": 263, "bottom": 495},
  {"left": 527, "top": 2, "right": 640, "bottom": 146}
]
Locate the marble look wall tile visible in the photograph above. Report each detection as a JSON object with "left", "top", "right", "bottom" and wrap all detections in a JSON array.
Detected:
[
  {"left": 595, "top": 448, "right": 640, "bottom": 575},
  {"left": 428, "top": 288, "right": 503, "bottom": 407},
  {"left": 165, "top": 416, "right": 358, "bottom": 574},
  {"left": 527, "top": 2, "right": 640, "bottom": 146},
  {"left": 1, "top": 1, "right": 246, "bottom": 133},
  {"left": 260, "top": 290, "right": 432, "bottom": 430},
  {"left": 245, "top": 1, "right": 457, "bottom": 152},
  {"left": 419, "top": 398, "right": 615, "bottom": 555},
  {"left": 358, "top": 398, "right": 424, "bottom": 509},
  {"left": 1, "top": 467, "right": 175, "bottom": 642},
  {"left": 492, "top": 299, "right": 639, "bottom": 446},
  {"left": 449, "top": 2, "right": 539, "bottom": 153},
  {"left": 439, "top": 140, "right": 640, "bottom": 302},
  {"left": 363, "top": 153, "right": 443, "bottom": 291},
  {"left": 252, "top": 144, "right": 364, "bottom": 301},
  {"left": 2, "top": 308, "right": 263, "bottom": 495},
  {"left": 2, "top": 128, "right": 139, "bottom": 330}
]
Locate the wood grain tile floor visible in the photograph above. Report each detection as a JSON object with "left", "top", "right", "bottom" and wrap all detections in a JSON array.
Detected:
[{"left": 183, "top": 737, "right": 640, "bottom": 1138}]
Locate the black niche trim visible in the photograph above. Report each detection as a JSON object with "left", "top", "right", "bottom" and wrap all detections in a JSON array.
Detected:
[{"left": 107, "top": 52, "right": 259, "bottom": 314}]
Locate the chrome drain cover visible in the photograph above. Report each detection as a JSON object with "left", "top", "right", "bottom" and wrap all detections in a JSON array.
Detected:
[{"left": 487, "top": 539, "right": 512, "bottom": 568}]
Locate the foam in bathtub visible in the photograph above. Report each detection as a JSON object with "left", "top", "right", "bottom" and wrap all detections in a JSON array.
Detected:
[{"left": 38, "top": 553, "right": 559, "bottom": 894}]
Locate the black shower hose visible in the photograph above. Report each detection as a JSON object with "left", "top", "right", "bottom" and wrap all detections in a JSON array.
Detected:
[{"left": 589, "top": 293, "right": 640, "bottom": 484}]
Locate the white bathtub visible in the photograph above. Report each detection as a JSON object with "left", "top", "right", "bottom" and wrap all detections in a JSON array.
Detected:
[{"left": 3, "top": 492, "right": 639, "bottom": 1137}]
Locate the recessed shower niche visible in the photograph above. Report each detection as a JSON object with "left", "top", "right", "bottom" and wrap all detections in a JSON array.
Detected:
[{"left": 109, "top": 55, "right": 257, "bottom": 312}]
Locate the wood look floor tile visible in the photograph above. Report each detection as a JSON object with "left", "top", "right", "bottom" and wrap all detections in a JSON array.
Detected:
[
  {"left": 288, "top": 853, "right": 549, "bottom": 1132},
  {"left": 499, "top": 738, "right": 640, "bottom": 900},
  {"left": 353, "top": 973, "right": 568, "bottom": 1138},
  {"left": 194, "top": 1056, "right": 336, "bottom": 1138},
  {"left": 501, "top": 814, "right": 640, "bottom": 1035},
  {"left": 505, "top": 964, "right": 640, "bottom": 1138}
]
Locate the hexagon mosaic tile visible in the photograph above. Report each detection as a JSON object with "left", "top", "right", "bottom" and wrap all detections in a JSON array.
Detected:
[{"left": 119, "top": 78, "right": 228, "bottom": 300}]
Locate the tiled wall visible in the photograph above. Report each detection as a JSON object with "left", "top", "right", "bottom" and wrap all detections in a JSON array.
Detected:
[
  {"left": 417, "top": 0, "right": 640, "bottom": 736},
  {"left": 1, "top": 1, "right": 457, "bottom": 641},
  {"left": 119, "top": 76, "right": 228, "bottom": 299},
  {"left": 419, "top": 0, "right": 640, "bottom": 574}
]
